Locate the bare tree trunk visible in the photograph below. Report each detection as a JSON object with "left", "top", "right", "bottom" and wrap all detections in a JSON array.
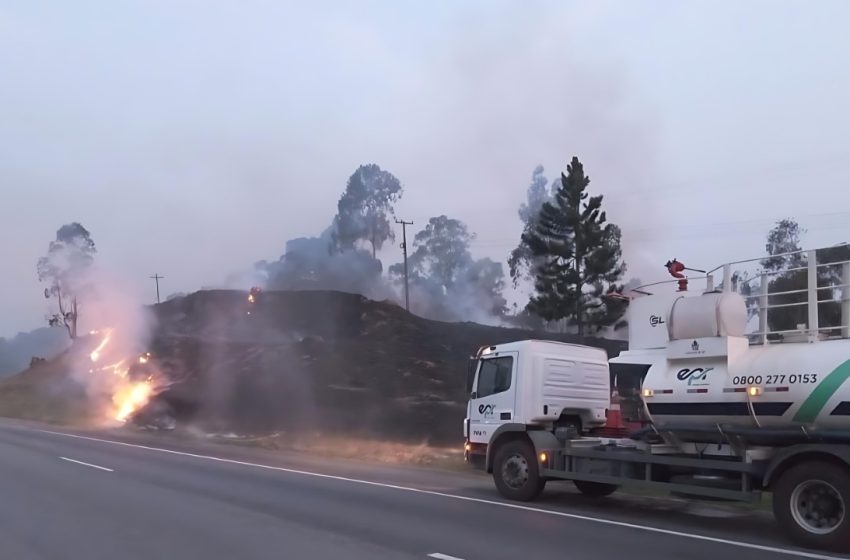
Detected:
[
  {"left": 57, "top": 288, "right": 65, "bottom": 317},
  {"left": 575, "top": 257, "right": 584, "bottom": 337},
  {"left": 70, "top": 297, "right": 78, "bottom": 339},
  {"left": 56, "top": 289, "right": 73, "bottom": 339}
]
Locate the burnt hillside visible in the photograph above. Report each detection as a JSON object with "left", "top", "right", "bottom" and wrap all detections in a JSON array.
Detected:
[
  {"left": 147, "top": 290, "right": 624, "bottom": 445},
  {"left": 0, "top": 290, "right": 625, "bottom": 446}
]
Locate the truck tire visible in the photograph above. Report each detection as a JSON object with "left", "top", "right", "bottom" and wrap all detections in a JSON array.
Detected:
[
  {"left": 574, "top": 480, "right": 618, "bottom": 498},
  {"left": 493, "top": 440, "right": 545, "bottom": 502},
  {"left": 773, "top": 461, "right": 850, "bottom": 552}
]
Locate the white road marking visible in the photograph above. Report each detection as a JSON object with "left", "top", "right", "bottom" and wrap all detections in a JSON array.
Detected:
[
  {"left": 428, "top": 554, "right": 465, "bottom": 560},
  {"left": 39, "top": 429, "right": 843, "bottom": 560},
  {"left": 59, "top": 456, "right": 113, "bottom": 472}
]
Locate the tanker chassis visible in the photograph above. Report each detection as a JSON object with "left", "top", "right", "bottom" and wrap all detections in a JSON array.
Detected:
[{"left": 464, "top": 249, "right": 850, "bottom": 552}]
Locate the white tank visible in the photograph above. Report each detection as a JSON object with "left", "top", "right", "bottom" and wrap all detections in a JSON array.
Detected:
[
  {"left": 643, "top": 339, "right": 850, "bottom": 430},
  {"left": 627, "top": 291, "right": 748, "bottom": 350},
  {"left": 668, "top": 292, "right": 747, "bottom": 340}
]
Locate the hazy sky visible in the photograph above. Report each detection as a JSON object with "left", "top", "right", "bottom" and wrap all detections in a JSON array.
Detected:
[{"left": 2, "top": 0, "right": 849, "bottom": 337}]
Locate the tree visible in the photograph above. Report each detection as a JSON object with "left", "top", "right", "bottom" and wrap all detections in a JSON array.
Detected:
[
  {"left": 332, "top": 164, "right": 403, "bottom": 258},
  {"left": 757, "top": 219, "right": 850, "bottom": 335},
  {"left": 389, "top": 215, "right": 507, "bottom": 321},
  {"left": 508, "top": 165, "right": 555, "bottom": 287},
  {"left": 523, "top": 157, "right": 626, "bottom": 335},
  {"left": 758, "top": 219, "right": 807, "bottom": 332},
  {"left": 762, "top": 218, "right": 806, "bottom": 273},
  {"left": 404, "top": 215, "right": 475, "bottom": 289},
  {"left": 37, "top": 223, "right": 96, "bottom": 339}
]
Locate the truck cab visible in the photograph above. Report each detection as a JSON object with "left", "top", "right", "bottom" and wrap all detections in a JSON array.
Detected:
[{"left": 464, "top": 340, "right": 610, "bottom": 464}]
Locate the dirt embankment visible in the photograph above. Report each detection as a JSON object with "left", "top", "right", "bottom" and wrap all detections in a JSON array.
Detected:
[{"left": 0, "top": 290, "right": 625, "bottom": 445}]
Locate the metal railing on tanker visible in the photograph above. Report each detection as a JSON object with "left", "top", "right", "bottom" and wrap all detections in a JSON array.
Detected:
[{"left": 704, "top": 245, "right": 850, "bottom": 345}]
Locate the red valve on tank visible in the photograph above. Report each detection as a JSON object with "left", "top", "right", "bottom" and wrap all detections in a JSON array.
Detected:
[{"left": 665, "top": 259, "right": 688, "bottom": 291}]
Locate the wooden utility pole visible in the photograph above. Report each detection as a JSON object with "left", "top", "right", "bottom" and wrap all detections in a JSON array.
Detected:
[
  {"left": 150, "top": 273, "right": 164, "bottom": 304},
  {"left": 395, "top": 219, "right": 413, "bottom": 312}
]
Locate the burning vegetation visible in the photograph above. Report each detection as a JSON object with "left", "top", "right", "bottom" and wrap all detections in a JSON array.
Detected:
[{"left": 85, "top": 328, "right": 168, "bottom": 424}]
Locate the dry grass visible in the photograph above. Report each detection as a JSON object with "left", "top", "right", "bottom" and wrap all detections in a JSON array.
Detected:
[{"left": 204, "top": 430, "right": 466, "bottom": 469}]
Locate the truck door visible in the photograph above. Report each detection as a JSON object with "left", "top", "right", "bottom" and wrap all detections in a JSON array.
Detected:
[{"left": 468, "top": 353, "right": 517, "bottom": 445}]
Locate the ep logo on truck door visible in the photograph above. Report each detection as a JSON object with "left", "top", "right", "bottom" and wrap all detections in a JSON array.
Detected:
[{"left": 478, "top": 404, "right": 495, "bottom": 418}]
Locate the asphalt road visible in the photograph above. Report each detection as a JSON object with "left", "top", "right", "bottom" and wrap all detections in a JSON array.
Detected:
[{"left": 0, "top": 419, "right": 846, "bottom": 560}]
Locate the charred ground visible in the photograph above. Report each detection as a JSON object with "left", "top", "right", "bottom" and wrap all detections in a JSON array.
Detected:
[{"left": 1, "top": 290, "right": 624, "bottom": 445}]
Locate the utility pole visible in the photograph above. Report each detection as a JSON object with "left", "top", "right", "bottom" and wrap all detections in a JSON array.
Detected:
[
  {"left": 395, "top": 219, "right": 413, "bottom": 312},
  {"left": 150, "top": 274, "right": 164, "bottom": 304}
]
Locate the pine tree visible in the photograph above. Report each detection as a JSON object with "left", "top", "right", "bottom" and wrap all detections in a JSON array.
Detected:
[{"left": 523, "top": 157, "right": 626, "bottom": 335}]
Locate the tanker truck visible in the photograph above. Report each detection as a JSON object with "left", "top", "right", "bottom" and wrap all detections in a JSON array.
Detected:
[{"left": 463, "top": 248, "right": 850, "bottom": 552}]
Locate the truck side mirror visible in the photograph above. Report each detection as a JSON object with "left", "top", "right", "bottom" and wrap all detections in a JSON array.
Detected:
[{"left": 466, "top": 357, "right": 478, "bottom": 394}]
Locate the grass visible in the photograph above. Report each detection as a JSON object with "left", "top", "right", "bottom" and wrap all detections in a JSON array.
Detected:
[
  {"left": 0, "top": 385, "right": 87, "bottom": 425},
  {"left": 201, "top": 430, "right": 468, "bottom": 469}
]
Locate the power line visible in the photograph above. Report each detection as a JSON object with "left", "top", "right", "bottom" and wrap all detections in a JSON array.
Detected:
[
  {"left": 466, "top": 211, "right": 850, "bottom": 245},
  {"left": 626, "top": 210, "right": 850, "bottom": 235},
  {"left": 617, "top": 151, "right": 850, "bottom": 198},
  {"left": 396, "top": 155, "right": 850, "bottom": 218},
  {"left": 464, "top": 221, "right": 850, "bottom": 251}
]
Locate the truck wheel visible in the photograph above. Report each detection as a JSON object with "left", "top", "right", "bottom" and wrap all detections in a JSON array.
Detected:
[
  {"left": 773, "top": 461, "right": 850, "bottom": 552},
  {"left": 574, "top": 480, "right": 618, "bottom": 498},
  {"left": 493, "top": 440, "right": 545, "bottom": 502}
]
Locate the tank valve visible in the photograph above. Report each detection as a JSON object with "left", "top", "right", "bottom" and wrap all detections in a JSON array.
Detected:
[{"left": 665, "top": 259, "right": 688, "bottom": 291}]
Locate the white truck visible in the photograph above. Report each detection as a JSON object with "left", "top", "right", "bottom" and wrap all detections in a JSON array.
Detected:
[{"left": 464, "top": 248, "right": 850, "bottom": 552}]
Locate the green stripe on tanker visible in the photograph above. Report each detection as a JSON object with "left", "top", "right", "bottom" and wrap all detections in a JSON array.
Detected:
[{"left": 793, "top": 358, "right": 850, "bottom": 423}]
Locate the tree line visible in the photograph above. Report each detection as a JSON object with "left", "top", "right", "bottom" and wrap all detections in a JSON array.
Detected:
[
  {"left": 259, "top": 156, "right": 629, "bottom": 331},
  {"left": 39, "top": 157, "right": 846, "bottom": 339}
]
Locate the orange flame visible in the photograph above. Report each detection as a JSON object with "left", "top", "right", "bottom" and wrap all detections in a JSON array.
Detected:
[
  {"left": 90, "top": 329, "right": 113, "bottom": 362},
  {"left": 114, "top": 381, "right": 154, "bottom": 422},
  {"left": 87, "top": 329, "right": 162, "bottom": 424}
]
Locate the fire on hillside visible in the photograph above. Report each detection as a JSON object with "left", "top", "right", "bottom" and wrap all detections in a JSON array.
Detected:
[{"left": 87, "top": 328, "right": 168, "bottom": 424}]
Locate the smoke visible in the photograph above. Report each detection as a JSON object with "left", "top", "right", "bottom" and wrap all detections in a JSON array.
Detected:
[
  {"left": 405, "top": 284, "right": 504, "bottom": 326},
  {"left": 225, "top": 219, "right": 398, "bottom": 306},
  {"left": 147, "top": 289, "right": 317, "bottom": 434},
  {"left": 378, "top": 5, "right": 662, "bottom": 290},
  {"left": 0, "top": 3, "right": 668, "bottom": 336},
  {"left": 223, "top": 206, "right": 512, "bottom": 325},
  {"left": 264, "top": 228, "right": 392, "bottom": 298},
  {"left": 395, "top": 255, "right": 508, "bottom": 326},
  {"left": 0, "top": 327, "right": 69, "bottom": 377},
  {"left": 76, "top": 269, "right": 156, "bottom": 356},
  {"left": 45, "top": 256, "right": 161, "bottom": 425}
]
